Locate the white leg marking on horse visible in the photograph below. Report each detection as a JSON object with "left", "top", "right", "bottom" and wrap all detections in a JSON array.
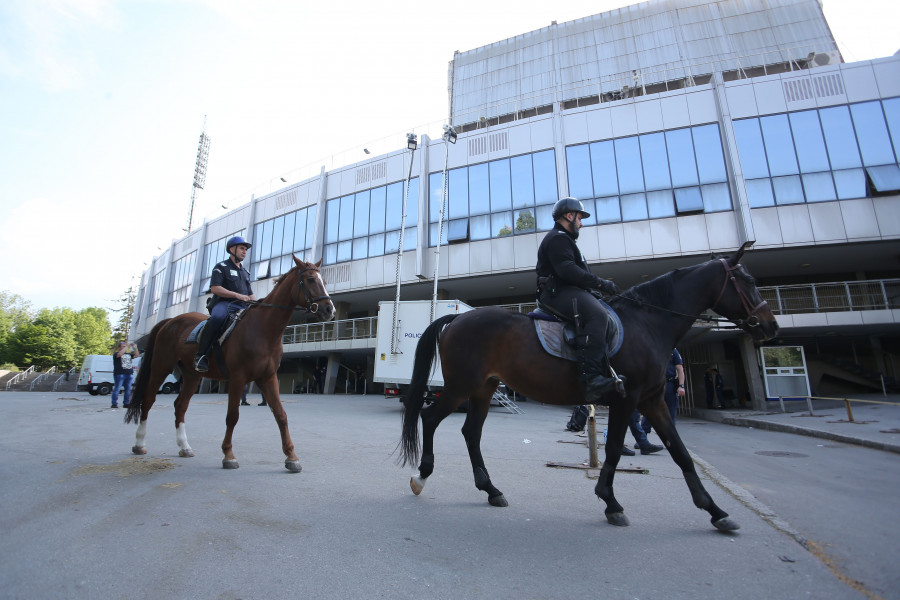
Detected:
[
  {"left": 176, "top": 422, "right": 194, "bottom": 457},
  {"left": 135, "top": 421, "right": 147, "bottom": 447},
  {"left": 410, "top": 475, "right": 426, "bottom": 495}
]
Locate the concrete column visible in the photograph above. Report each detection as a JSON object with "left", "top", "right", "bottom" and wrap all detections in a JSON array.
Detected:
[
  {"left": 324, "top": 351, "right": 341, "bottom": 394},
  {"left": 738, "top": 333, "right": 767, "bottom": 410}
]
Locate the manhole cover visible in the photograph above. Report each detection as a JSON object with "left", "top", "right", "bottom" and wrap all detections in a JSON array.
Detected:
[{"left": 754, "top": 451, "right": 808, "bottom": 458}]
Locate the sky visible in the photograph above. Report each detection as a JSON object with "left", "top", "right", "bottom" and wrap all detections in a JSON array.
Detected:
[{"left": 0, "top": 0, "right": 897, "bottom": 318}]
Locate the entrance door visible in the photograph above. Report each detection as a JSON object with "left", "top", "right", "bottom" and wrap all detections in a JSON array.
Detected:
[{"left": 760, "top": 346, "right": 811, "bottom": 401}]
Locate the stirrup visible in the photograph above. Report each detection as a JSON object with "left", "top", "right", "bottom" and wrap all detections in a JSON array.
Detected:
[{"left": 193, "top": 354, "right": 209, "bottom": 373}]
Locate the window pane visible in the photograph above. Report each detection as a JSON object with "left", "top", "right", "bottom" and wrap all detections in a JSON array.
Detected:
[
  {"left": 428, "top": 223, "right": 447, "bottom": 247},
  {"left": 867, "top": 164, "right": 900, "bottom": 192},
  {"left": 666, "top": 129, "right": 699, "bottom": 188},
  {"left": 674, "top": 187, "right": 703, "bottom": 212},
  {"left": 338, "top": 196, "right": 354, "bottom": 241},
  {"left": 271, "top": 216, "right": 284, "bottom": 260},
  {"left": 325, "top": 198, "right": 340, "bottom": 244},
  {"left": 733, "top": 119, "right": 770, "bottom": 179},
  {"left": 693, "top": 124, "right": 728, "bottom": 183},
  {"left": 821, "top": 106, "right": 862, "bottom": 169},
  {"left": 352, "top": 237, "right": 367, "bottom": 260},
  {"left": 369, "top": 186, "right": 386, "bottom": 234},
  {"left": 385, "top": 230, "right": 401, "bottom": 253},
  {"left": 324, "top": 243, "right": 337, "bottom": 265},
  {"left": 532, "top": 150, "right": 558, "bottom": 205},
  {"left": 640, "top": 132, "right": 671, "bottom": 191},
  {"left": 402, "top": 226, "right": 416, "bottom": 252},
  {"left": 368, "top": 233, "right": 384, "bottom": 257},
  {"left": 281, "top": 255, "right": 293, "bottom": 275},
  {"left": 448, "top": 167, "right": 468, "bottom": 219},
  {"left": 615, "top": 137, "right": 644, "bottom": 194},
  {"left": 789, "top": 111, "right": 830, "bottom": 173},
  {"left": 802, "top": 172, "right": 837, "bottom": 202},
  {"left": 305, "top": 206, "right": 316, "bottom": 250},
  {"left": 429, "top": 172, "right": 444, "bottom": 222},
  {"left": 833, "top": 168, "right": 866, "bottom": 199},
  {"left": 579, "top": 198, "right": 596, "bottom": 226},
  {"left": 760, "top": 115, "right": 799, "bottom": 176},
  {"left": 566, "top": 145, "right": 594, "bottom": 199},
  {"left": 470, "top": 214, "right": 490, "bottom": 240},
  {"left": 447, "top": 218, "right": 469, "bottom": 242},
  {"left": 851, "top": 101, "right": 896, "bottom": 166},
  {"left": 700, "top": 183, "right": 731, "bottom": 212},
  {"left": 590, "top": 140, "right": 619, "bottom": 197},
  {"left": 535, "top": 204, "right": 555, "bottom": 231},
  {"left": 745, "top": 178, "right": 775, "bottom": 207},
  {"left": 250, "top": 223, "right": 263, "bottom": 264},
  {"left": 514, "top": 208, "right": 535, "bottom": 234},
  {"left": 493, "top": 211, "right": 513, "bottom": 237},
  {"left": 407, "top": 177, "right": 419, "bottom": 225},
  {"left": 336, "top": 240, "right": 352, "bottom": 262},
  {"left": 489, "top": 159, "right": 512, "bottom": 213},
  {"left": 621, "top": 192, "right": 648, "bottom": 221},
  {"left": 468, "top": 163, "right": 490, "bottom": 216},
  {"left": 510, "top": 154, "right": 535, "bottom": 209},
  {"left": 882, "top": 97, "right": 900, "bottom": 161},
  {"left": 293, "top": 209, "right": 307, "bottom": 251},
  {"left": 772, "top": 175, "right": 804, "bottom": 205},
  {"left": 281, "top": 211, "right": 296, "bottom": 256},
  {"left": 260, "top": 218, "right": 273, "bottom": 260},
  {"left": 647, "top": 189, "right": 674, "bottom": 218},
  {"left": 354, "top": 190, "right": 370, "bottom": 238},
  {"left": 386, "top": 182, "right": 403, "bottom": 230},
  {"left": 595, "top": 196, "right": 621, "bottom": 223}
]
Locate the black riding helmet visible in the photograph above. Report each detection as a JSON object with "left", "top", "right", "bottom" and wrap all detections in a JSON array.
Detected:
[{"left": 552, "top": 197, "right": 591, "bottom": 221}]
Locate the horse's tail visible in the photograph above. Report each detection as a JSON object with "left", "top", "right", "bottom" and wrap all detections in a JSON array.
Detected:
[
  {"left": 399, "top": 314, "right": 459, "bottom": 467},
  {"left": 125, "top": 318, "right": 171, "bottom": 425}
]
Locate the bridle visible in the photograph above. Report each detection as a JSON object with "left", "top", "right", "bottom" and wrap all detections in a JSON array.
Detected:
[
  {"left": 248, "top": 266, "right": 331, "bottom": 314},
  {"left": 711, "top": 259, "right": 767, "bottom": 329}
]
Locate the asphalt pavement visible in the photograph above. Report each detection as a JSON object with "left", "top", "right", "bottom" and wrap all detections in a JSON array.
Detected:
[{"left": 0, "top": 390, "right": 892, "bottom": 600}]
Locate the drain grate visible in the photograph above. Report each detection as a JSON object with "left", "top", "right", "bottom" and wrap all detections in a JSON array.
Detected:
[{"left": 755, "top": 451, "right": 808, "bottom": 458}]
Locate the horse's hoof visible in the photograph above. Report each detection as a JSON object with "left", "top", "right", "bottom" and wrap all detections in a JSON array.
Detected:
[
  {"left": 222, "top": 459, "right": 240, "bottom": 469},
  {"left": 606, "top": 512, "right": 630, "bottom": 526},
  {"left": 132, "top": 446, "right": 147, "bottom": 455},
  {"left": 488, "top": 494, "right": 509, "bottom": 507},
  {"left": 284, "top": 459, "right": 302, "bottom": 473},
  {"left": 410, "top": 476, "right": 425, "bottom": 496},
  {"left": 712, "top": 517, "right": 740, "bottom": 532},
  {"left": 179, "top": 449, "right": 194, "bottom": 458}
]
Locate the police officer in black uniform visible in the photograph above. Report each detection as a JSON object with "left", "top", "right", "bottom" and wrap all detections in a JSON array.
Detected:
[
  {"left": 536, "top": 197, "right": 622, "bottom": 402},
  {"left": 194, "top": 236, "right": 257, "bottom": 372}
]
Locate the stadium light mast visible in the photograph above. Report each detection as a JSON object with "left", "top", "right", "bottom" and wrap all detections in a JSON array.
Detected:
[{"left": 185, "top": 116, "right": 211, "bottom": 233}]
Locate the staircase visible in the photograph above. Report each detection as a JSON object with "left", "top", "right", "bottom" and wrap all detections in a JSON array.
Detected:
[
  {"left": 814, "top": 354, "right": 899, "bottom": 391},
  {"left": 2, "top": 367, "right": 79, "bottom": 392}
]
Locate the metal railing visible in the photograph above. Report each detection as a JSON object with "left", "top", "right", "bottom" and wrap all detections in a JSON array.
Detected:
[
  {"left": 52, "top": 368, "right": 78, "bottom": 391},
  {"left": 283, "top": 316, "right": 377, "bottom": 345},
  {"left": 29, "top": 366, "right": 57, "bottom": 390},
  {"left": 759, "top": 279, "right": 899, "bottom": 315},
  {"left": 5, "top": 366, "right": 35, "bottom": 390}
]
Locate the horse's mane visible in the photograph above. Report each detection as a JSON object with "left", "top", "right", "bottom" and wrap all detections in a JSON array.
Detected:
[
  {"left": 614, "top": 261, "right": 705, "bottom": 308},
  {"left": 271, "top": 259, "right": 312, "bottom": 289}
]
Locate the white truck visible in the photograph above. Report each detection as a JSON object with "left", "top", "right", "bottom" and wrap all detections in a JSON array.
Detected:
[
  {"left": 77, "top": 354, "right": 178, "bottom": 396},
  {"left": 373, "top": 300, "right": 473, "bottom": 402}
]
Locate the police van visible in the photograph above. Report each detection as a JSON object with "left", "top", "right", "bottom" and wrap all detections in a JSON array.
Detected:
[{"left": 77, "top": 354, "right": 178, "bottom": 396}]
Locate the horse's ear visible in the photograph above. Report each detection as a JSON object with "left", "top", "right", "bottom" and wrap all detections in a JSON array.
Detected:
[
  {"left": 729, "top": 240, "right": 754, "bottom": 266},
  {"left": 314, "top": 259, "right": 323, "bottom": 269},
  {"left": 292, "top": 254, "right": 301, "bottom": 267}
]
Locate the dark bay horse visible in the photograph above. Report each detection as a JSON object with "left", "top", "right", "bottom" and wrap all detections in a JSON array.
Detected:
[
  {"left": 125, "top": 256, "right": 334, "bottom": 472},
  {"left": 400, "top": 242, "right": 778, "bottom": 530}
]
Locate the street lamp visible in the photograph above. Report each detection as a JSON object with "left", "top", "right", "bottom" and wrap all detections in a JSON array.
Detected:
[
  {"left": 442, "top": 123, "right": 458, "bottom": 144},
  {"left": 431, "top": 123, "right": 457, "bottom": 321},
  {"left": 407, "top": 133, "right": 418, "bottom": 151},
  {"left": 392, "top": 132, "right": 419, "bottom": 353}
]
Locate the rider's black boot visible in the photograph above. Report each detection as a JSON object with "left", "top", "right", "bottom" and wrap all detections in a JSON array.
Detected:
[
  {"left": 580, "top": 351, "right": 626, "bottom": 403},
  {"left": 193, "top": 321, "right": 216, "bottom": 373}
]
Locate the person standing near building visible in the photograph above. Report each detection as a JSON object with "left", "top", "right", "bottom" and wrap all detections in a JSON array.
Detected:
[
  {"left": 704, "top": 366, "right": 719, "bottom": 408},
  {"left": 111, "top": 341, "right": 139, "bottom": 409},
  {"left": 714, "top": 368, "right": 726, "bottom": 408},
  {"left": 536, "top": 197, "right": 622, "bottom": 403},
  {"left": 665, "top": 348, "right": 686, "bottom": 424},
  {"left": 194, "top": 236, "right": 257, "bottom": 373}
]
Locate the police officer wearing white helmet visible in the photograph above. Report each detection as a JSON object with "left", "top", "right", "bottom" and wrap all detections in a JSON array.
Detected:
[
  {"left": 536, "top": 197, "right": 623, "bottom": 401},
  {"left": 194, "top": 236, "right": 257, "bottom": 372}
]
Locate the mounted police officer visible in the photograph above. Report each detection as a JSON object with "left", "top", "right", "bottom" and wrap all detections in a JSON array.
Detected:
[
  {"left": 194, "top": 236, "right": 257, "bottom": 372},
  {"left": 536, "top": 197, "right": 623, "bottom": 402}
]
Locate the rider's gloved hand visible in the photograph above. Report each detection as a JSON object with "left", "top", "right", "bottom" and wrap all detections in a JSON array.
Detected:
[{"left": 598, "top": 279, "right": 618, "bottom": 295}]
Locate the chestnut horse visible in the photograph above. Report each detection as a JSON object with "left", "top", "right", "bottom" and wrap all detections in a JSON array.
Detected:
[
  {"left": 125, "top": 256, "right": 334, "bottom": 472},
  {"left": 400, "top": 242, "right": 778, "bottom": 530}
]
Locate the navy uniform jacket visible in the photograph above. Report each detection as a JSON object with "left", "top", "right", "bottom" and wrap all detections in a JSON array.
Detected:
[
  {"left": 209, "top": 259, "right": 253, "bottom": 309},
  {"left": 536, "top": 223, "right": 602, "bottom": 291}
]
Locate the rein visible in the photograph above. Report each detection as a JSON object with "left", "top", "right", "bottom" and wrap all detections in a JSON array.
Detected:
[
  {"left": 613, "top": 259, "right": 765, "bottom": 328},
  {"left": 245, "top": 266, "right": 330, "bottom": 313}
]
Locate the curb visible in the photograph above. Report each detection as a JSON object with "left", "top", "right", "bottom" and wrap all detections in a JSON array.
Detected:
[{"left": 719, "top": 416, "right": 900, "bottom": 455}]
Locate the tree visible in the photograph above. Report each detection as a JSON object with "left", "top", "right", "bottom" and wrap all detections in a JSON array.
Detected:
[
  {"left": 73, "top": 307, "right": 113, "bottom": 359},
  {"left": 0, "top": 291, "right": 32, "bottom": 365},
  {"left": 9, "top": 309, "right": 77, "bottom": 370},
  {"left": 515, "top": 210, "right": 535, "bottom": 233},
  {"left": 111, "top": 281, "right": 137, "bottom": 344}
]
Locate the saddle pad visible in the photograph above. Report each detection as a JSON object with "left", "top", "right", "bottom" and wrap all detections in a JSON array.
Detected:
[
  {"left": 186, "top": 321, "right": 206, "bottom": 344},
  {"left": 533, "top": 299, "right": 623, "bottom": 362}
]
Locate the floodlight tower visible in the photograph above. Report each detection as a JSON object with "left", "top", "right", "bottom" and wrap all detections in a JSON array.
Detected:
[{"left": 186, "top": 116, "right": 211, "bottom": 232}]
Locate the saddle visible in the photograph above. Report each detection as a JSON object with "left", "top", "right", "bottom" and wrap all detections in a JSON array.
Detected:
[
  {"left": 186, "top": 309, "right": 248, "bottom": 376},
  {"left": 529, "top": 299, "right": 623, "bottom": 362}
]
